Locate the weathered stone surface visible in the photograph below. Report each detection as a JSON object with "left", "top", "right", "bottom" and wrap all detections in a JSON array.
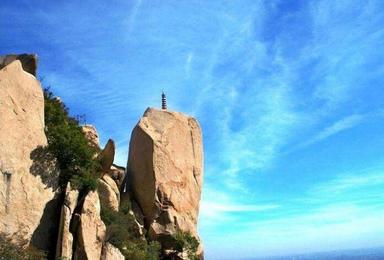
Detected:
[
  {"left": 0, "top": 60, "right": 57, "bottom": 249},
  {"left": 56, "top": 183, "right": 79, "bottom": 259},
  {"left": 98, "top": 174, "right": 120, "bottom": 211},
  {"left": 109, "top": 164, "right": 125, "bottom": 188},
  {"left": 127, "top": 108, "right": 203, "bottom": 249},
  {"left": 98, "top": 139, "right": 115, "bottom": 172},
  {"left": 0, "top": 54, "right": 38, "bottom": 76},
  {"left": 74, "top": 191, "right": 106, "bottom": 260},
  {"left": 82, "top": 125, "right": 100, "bottom": 150},
  {"left": 101, "top": 243, "right": 124, "bottom": 260}
]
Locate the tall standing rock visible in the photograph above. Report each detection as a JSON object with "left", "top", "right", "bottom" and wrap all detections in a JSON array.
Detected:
[
  {"left": 0, "top": 60, "right": 58, "bottom": 249},
  {"left": 74, "top": 191, "right": 106, "bottom": 260},
  {"left": 98, "top": 174, "right": 120, "bottom": 211},
  {"left": 56, "top": 183, "right": 79, "bottom": 259},
  {"left": 127, "top": 108, "right": 203, "bottom": 250}
]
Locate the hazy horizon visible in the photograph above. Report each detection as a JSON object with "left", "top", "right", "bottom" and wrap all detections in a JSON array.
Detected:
[{"left": 2, "top": 0, "right": 384, "bottom": 259}]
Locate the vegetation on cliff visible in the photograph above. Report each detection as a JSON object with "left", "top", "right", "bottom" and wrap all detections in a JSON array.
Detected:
[
  {"left": 43, "top": 88, "right": 100, "bottom": 191},
  {"left": 101, "top": 200, "right": 161, "bottom": 259},
  {"left": 0, "top": 233, "right": 46, "bottom": 260},
  {"left": 43, "top": 88, "right": 200, "bottom": 259},
  {"left": 172, "top": 231, "right": 199, "bottom": 260}
]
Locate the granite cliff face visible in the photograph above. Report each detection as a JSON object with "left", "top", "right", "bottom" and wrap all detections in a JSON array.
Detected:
[
  {"left": 126, "top": 107, "right": 204, "bottom": 256},
  {"left": 0, "top": 59, "right": 58, "bottom": 250}
]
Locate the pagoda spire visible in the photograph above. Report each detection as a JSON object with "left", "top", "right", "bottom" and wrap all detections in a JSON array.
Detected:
[{"left": 161, "top": 91, "right": 167, "bottom": 110}]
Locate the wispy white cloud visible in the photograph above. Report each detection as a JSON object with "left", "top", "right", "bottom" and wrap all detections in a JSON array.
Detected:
[
  {"left": 212, "top": 205, "right": 384, "bottom": 259},
  {"left": 124, "top": 0, "right": 143, "bottom": 37},
  {"left": 184, "top": 52, "right": 193, "bottom": 78},
  {"left": 204, "top": 168, "right": 384, "bottom": 258},
  {"left": 310, "top": 167, "right": 384, "bottom": 196},
  {"left": 199, "top": 185, "right": 279, "bottom": 230},
  {"left": 295, "top": 114, "right": 364, "bottom": 149},
  {"left": 202, "top": 202, "right": 279, "bottom": 213}
]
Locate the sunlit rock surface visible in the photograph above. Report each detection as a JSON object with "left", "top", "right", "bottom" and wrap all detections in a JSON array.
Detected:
[{"left": 127, "top": 107, "right": 204, "bottom": 252}]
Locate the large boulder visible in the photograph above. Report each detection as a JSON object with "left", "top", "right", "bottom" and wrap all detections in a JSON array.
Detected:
[
  {"left": 127, "top": 108, "right": 203, "bottom": 249},
  {"left": 0, "top": 54, "right": 38, "bottom": 76},
  {"left": 74, "top": 191, "right": 106, "bottom": 260},
  {"left": 0, "top": 60, "right": 58, "bottom": 249},
  {"left": 98, "top": 174, "right": 120, "bottom": 211},
  {"left": 56, "top": 183, "right": 79, "bottom": 259}
]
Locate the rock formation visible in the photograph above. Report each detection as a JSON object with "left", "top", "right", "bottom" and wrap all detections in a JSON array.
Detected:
[
  {"left": 126, "top": 107, "right": 204, "bottom": 254},
  {"left": 109, "top": 164, "right": 125, "bottom": 188},
  {"left": 101, "top": 243, "right": 124, "bottom": 260},
  {"left": 74, "top": 191, "right": 106, "bottom": 260},
  {"left": 82, "top": 125, "right": 100, "bottom": 150},
  {"left": 56, "top": 127, "right": 125, "bottom": 259},
  {"left": 0, "top": 60, "right": 58, "bottom": 250},
  {"left": 0, "top": 54, "right": 204, "bottom": 259},
  {"left": 98, "top": 139, "right": 115, "bottom": 172},
  {"left": 98, "top": 175, "right": 120, "bottom": 211},
  {"left": 0, "top": 54, "right": 38, "bottom": 76},
  {"left": 56, "top": 183, "right": 79, "bottom": 259}
]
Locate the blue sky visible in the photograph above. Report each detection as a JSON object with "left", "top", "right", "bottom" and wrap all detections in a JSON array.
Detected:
[{"left": 2, "top": 0, "right": 384, "bottom": 259}]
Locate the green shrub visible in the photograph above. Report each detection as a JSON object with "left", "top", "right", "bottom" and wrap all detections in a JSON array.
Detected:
[
  {"left": 43, "top": 88, "right": 100, "bottom": 191},
  {"left": 100, "top": 206, "right": 160, "bottom": 260},
  {"left": 0, "top": 233, "right": 47, "bottom": 260},
  {"left": 172, "top": 231, "right": 199, "bottom": 260},
  {"left": 121, "top": 241, "right": 160, "bottom": 260}
]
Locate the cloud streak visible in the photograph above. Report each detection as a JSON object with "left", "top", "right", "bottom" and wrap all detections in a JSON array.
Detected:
[{"left": 295, "top": 114, "right": 364, "bottom": 150}]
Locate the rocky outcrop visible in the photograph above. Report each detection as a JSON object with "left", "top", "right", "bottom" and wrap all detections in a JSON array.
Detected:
[
  {"left": 101, "top": 243, "right": 124, "bottom": 260},
  {"left": 74, "top": 191, "right": 106, "bottom": 260},
  {"left": 98, "top": 175, "right": 120, "bottom": 211},
  {"left": 109, "top": 164, "right": 125, "bottom": 188},
  {"left": 98, "top": 139, "right": 115, "bottom": 172},
  {"left": 56, "top": 183, "right": 79, "bottom": 259},
  {"left": 0, "top": 55, "right": 204, "bottom": 259},
  {"left": 0, "top": 54, "right": 38, "bottom": 76},
  {"left": 82, "top": 125, "right": 100, "bottom": 150},
  {"left": 0, "top": 60, "right": 58, "bottom": 249},
  {"left": 126, "top": 108, "right": 204, "bottom": 252}
]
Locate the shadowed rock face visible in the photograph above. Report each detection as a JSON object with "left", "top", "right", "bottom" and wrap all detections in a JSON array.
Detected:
[
  {"left": 0, "top": 60, "right": 57, "bottom": 250},
  {"left": 127, "top": 108, "right": 204, "bottom": 250},
  {"left": 56, "top": 183, "right": 79, "bottom": 259},
  {"left": 0, "top": 54, "right": 38, "bottom": 76}
]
